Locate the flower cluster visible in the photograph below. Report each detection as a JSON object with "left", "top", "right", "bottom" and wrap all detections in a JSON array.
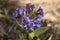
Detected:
[{"left": 13, "top": 3, "right": 44, "bottom": 30}]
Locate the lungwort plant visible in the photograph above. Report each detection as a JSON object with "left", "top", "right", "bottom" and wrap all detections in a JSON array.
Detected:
[{"left": 12, "top": 3, "right": 47, "bottom": 40}]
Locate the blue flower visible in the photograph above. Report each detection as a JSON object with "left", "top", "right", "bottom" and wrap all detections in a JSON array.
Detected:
[
  {"left": 37, "top": 7, "right": 43, "bottom": 12},
  {"left": 37, "top": 14, "right": 42, "bottom": 22},
  {"left": 37, "top": 7, "right": 44, "bottom": 16},
  {"left": 24, "top": 25, "right": 30, "bottom": 29},
  {"left": 30, "top": 4, "right": 35, "bottom": 9},
  {"left": 22, "top": 18, "right": 28, "bottom": 25},
  {"left": 26, "top": 3, "right": 35, "bottom": 9},
  {"left": 26, "top": 3, "right": 31, "bottom": 13},
  {"left": 13, "top": 11, "right": 18, "bottom": 19},
  {"left": 32, "top": 21, "right": 41, "bottom": 28},
  {"left": 22, "top": 15, "right": 33, "bottom": 25},
  {"left": 26, "top": 15, "right": 33, "bottom": 22},
  {"left": 25, "top": 8, "right": 29, "bottom": 13},
  {"left": 26, "top": 3, "right": 35, "bottom": 12},
  {"left": 26, "top": 3, "right": 31, "bottom": 9},
  {"left": 16, "top": 6, "right": 20, "bottom": 11},
  {"left": 19, "top": 8, "right": 25, "bottom": 15},
  {"left": 16, "top": 7, "right": 25, "bottom": 15}
]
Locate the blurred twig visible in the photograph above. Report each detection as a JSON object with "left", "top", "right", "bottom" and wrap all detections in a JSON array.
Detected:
[{"left": 48, "top": 34, "right": 53, "bottom": 40}]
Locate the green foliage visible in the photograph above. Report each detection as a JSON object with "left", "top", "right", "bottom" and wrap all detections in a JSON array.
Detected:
[
  {"left": 29, "top": 27, "right": 47, "bottom": 39},
  {"left": 34, "top": 27, "right": 47, "bottom": 37},
  {"left": 19, "top": 33, "right": 23, "bottom": 40}
]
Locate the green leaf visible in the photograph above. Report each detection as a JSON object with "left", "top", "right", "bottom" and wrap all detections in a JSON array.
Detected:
[
  {"left": 29, "top": 27, "right": 47, "bottom": 38},
  {"left": 34, "top": 27, "right": 47, "bottom": 37},
  {"left": 19, "top": 32, "right": 25, "bottom": 40}
]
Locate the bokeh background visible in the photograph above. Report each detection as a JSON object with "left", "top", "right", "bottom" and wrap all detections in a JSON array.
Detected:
[{"left": 0, "top": 0, "right": 60, "bottom": 40}]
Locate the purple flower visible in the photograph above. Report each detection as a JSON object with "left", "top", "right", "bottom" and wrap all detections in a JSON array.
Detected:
[
  {"left": 13, "top": 11, "right": 18, "bottom": 19},
  {"left": 16, "top": 6, "right": 20, "bottom": 11},
  {"left": 26, "top": 3, "right": 35, "bottom": 12},
  {"left": 25, "top": 9, "right": 28, "bottom": 13},
  {"left": 13, "top": 7, "right": 25, "bottom": 20},
  {"left": 26, "top": 4, "right": 31, "bottom": 13},
  {"left": 37, "top": 7, "right": 43, "bottom": 12},
  {"left": 13, "top": 5, "right": 44, "bottom": 29},
  {"left": 19, "top": 8, "right": 25, "bottom": 15},
  {"left": 22, "top": 18, "right": 29, "bottom": 25},
  {"left": 37, "top": 14, "right": 42, "bottom": 22},
  {"left": 16, "top": 7, "right": 25, "bottom": 15},
  {"left": 32, "top": 21, "right": 41, "bottom": 28},
  {"left": 26, "top": 3, "right": 31, "bottom": 9},
  {"left": 22, "top": 15, "right": 33, "bottom": 25},
  {"left": 26, "top": 15, "right": 33, "bottom": 22},
  {"left": 24, "top": 25, "right": 30, "bottom": 29},
  {"left": 26, "top": 3, "right": 35, "bottom": 9},
  {"left": 37, "top": 7, "right": 44, "bottom": 16},
  {"left": 30, "top": 4, "right": 35, "bottom": 9}
]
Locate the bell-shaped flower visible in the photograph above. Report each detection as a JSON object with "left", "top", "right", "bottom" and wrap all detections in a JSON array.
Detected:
[
  {"left": 32, "top": 21, "right": 41, "bottom": 28},
  {"left": 16, "top": 6, "right": 20, "bottom": 11},
  {"left": 37, "top": 7, "right": 44, "bottom": 16},
  {"left": 26, "top": 15, "right": 33, "bottom": 22},
  {"left": 19, "top": 8, "right": 25, "bottom": 15},
  {"left": 37, "top": 14, "right": 42, "bottom": 22},
  {"left": 16, "top": 6, "right": 25, "bottom": 15},
  {"left": 13, "top": 11, "right": 18, "bottom": 20},
  {"left": 26, "top": 3, "right": 35, "bottom": 12},
  {"left": 22, "top": 18, "right": 29, "bottom": 25}
]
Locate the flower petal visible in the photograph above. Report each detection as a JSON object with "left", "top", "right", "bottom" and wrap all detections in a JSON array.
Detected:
[
  {"left": 13, "top": 12, "right": 18, "bottom": 19},
  {"left": 22, "top": 18, "right": 28, "bottom": 25},
  {"left": 30, "top": 4, "right": 35, "bottom": 9},
  {"left": 24, "top": 25, "right": 30, "bottom": 29},
  {"left": 37, "top": 15, "right": 42, "bottom": 21},
  {"left": 26, "top": 16, "right": 33, "bottom": 22},
  {"left": 16, "top": 6, "right": 20, "bottom": 11},
  {"left": 32, "top": 21, "right": 41, "bottom": 28},
  {"left": 37, "top": 7, "right": 44, "bottom": 16},
  {"left": 19, "top": 8, "right": 25, "bottom": 15}
]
